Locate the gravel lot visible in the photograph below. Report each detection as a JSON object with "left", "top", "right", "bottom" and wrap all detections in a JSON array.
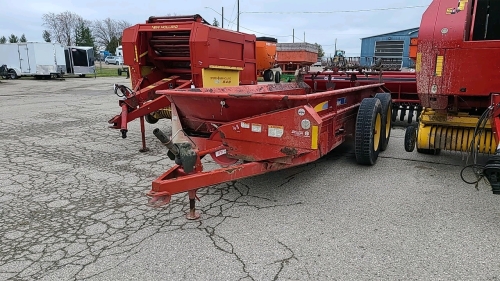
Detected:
[{"left": 1, "top": 77, "right": 500, "bottom": 280}]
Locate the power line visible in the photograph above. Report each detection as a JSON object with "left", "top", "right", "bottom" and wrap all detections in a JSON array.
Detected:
[
  {"left": 240, "top": 26, "right": 292, "bottom": 38},
  {"left": 242, "top": 5, "right": 427, "bottom": 14},
  {"left": 227, "top": 0, "right": 237, "bottom": 28},
  {"left": 206, "top": 7, "right": 292, "bottom": 38},
  {"left": 206, "top": 4, "right": 427, "bottom": 41}
]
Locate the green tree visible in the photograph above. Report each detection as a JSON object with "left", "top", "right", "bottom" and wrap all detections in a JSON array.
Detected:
[
  {"left": 42, "top": 30, "right": 51, "bottom": 42},
  {"left": 8, "top": 34, "right": 18, "bottom": 43},
  {"left": 75, "top": 20, "right": 94, "bottom": 46},
  {"left": 314, "top": 43, "right": 325, "bottom": 58},
  {"left": 19, "top": 34, "right": 27, "bottom": 42},
  {"left": 0, "top": 36, "right": 6, "bottom": 44},
  {"left": 212, "top": 17, "right": 219, "bottom": 27},
  {"left": 106, "top": 36, "right": 120, "bottom": 54}
]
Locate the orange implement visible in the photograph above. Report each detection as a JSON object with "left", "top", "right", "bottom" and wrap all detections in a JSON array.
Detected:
[{"left": 255, "top": 37, "right": 277, "bottom": 72}]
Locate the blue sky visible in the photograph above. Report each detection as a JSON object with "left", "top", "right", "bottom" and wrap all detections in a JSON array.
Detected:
[{"left": 0, "top": 0, "right": 432, "bottom": 56}]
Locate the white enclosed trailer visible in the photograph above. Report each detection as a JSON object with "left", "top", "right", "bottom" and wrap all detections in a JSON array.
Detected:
[
  {"left": 0, "top": 42, "right": 66, "bottom": 79},
  {"left": 64, "top": 46, "right": 96, "bottom": 77}
]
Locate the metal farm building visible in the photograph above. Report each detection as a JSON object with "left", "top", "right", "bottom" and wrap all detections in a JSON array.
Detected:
[{"left": 360, "top": 28, "right": 419, "bottom": 69}]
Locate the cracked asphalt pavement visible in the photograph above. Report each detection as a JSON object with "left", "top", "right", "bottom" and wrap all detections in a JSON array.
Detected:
[{"left": 1, "top": 77, "right": 500, "bottom": 280}]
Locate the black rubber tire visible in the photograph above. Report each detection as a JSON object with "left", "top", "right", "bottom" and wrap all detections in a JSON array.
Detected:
[
  {"left": 404, "top": 125, "right": 416, "bottom": 152},
  {"left": 263, "top": 70, "right": 273, "bottom": 81},
  {"left": 118, "top": 69, "right": 122, "bottom": 76},
  {"left": 105, "top": 61, "right": 109, "bottom": 65},
  {"left": 116, "top": 61, "right": 120, "bottom": 65},
  {"left": 79, "top": 74, "right": 86, "bottom": 78},
  {"left": 263, "top": 70, "right": 269, "bottom": 81},
  {"left": 355, "top": 98, "right": 383, "bottom": 165},
  {"left": 374, "top": 93, "right": 392, "bottom": 151},
  {"left": 145, "top": 114, "right": 159, "bottom": 124},
  {"left": 8, "top": 70, "right": 18, "bottom": 79},
  {"left": 274, "top": 71, "right": 281, "bottom": 83}
]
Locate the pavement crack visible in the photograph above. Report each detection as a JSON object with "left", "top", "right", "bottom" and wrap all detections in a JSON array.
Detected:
[{"left": 271, "top": 241, "right": 298, "bottom": 281}]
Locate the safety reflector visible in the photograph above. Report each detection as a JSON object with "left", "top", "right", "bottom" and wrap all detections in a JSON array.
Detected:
[{"left": 435, "top": 55, "right": 444, "bottom": 77}]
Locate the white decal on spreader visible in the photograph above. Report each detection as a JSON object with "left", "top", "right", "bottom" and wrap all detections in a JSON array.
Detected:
[
  {"left": 268, "top": 125, "right": 284, "bottom": 138},
  {"left": 251, "top": 123, "right": 262, "bottom": 133},
  {"left": 215, "top": 149, "right": 227, "bottom": 157}
]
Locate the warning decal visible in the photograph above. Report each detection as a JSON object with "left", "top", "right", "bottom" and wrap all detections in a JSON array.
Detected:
[{"left": 268, "top": 125, "right": 284, "bottom": 138}]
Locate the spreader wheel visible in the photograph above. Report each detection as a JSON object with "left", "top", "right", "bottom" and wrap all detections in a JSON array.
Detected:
[
  {"left": 355, "top": 98, "right": 383, "bottom": 165},
  {"left": 374, "top": 93, "right": 392, "bottom": 151}
]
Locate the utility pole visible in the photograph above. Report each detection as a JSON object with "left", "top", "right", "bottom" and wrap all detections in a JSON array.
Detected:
[
  {"left": 222, "top": 7, "right": 224, "bottom": 28},
  {"left": 293, "top": 29, "right": 294, "bottom": 43},
  {"left": 237, "top": 0, "right": 240, "bottom": 32},
  {"left": 303, "top": 32, "right": 305, "bottom": 42}
]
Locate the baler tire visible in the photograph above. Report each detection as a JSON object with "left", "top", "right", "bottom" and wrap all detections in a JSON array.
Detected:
[
  {"left": 404, "top": 125, "right": 416, "bottom": 152},
  {"left": 145, "top": 114, "right": 159, "bottom": 124},
  {"left": 355, "top": 98, "right": 383, "bottom": 165},
  {"left": 374, "top": 93, "right": 392, "bottom": 151}
]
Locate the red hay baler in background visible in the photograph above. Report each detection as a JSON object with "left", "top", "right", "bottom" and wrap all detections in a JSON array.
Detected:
[{"left": 108, "top": 15, "right": 257, "bottom": 150}]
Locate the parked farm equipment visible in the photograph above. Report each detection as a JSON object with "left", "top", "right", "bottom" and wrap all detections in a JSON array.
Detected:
[
  {"left": 276, "top": 43, "right": 319, "bottom": 75},
  {"left": 405, "top": 0, "right": 500, "bottom": 193},
  {"left": 148, "top": 81, "right": 392, "bottom": 218},
  {"left": 256, "top": 37, "right": 282, "bottom": 82},
  {"left": 108, "top": 14, "right": 395, "bottom": 218},
  {"left": 304, "top": 70, "right": 421, "bottom": 124},
  {"left": 108, "top": 14, "right": 257, "bottom": 151}
]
